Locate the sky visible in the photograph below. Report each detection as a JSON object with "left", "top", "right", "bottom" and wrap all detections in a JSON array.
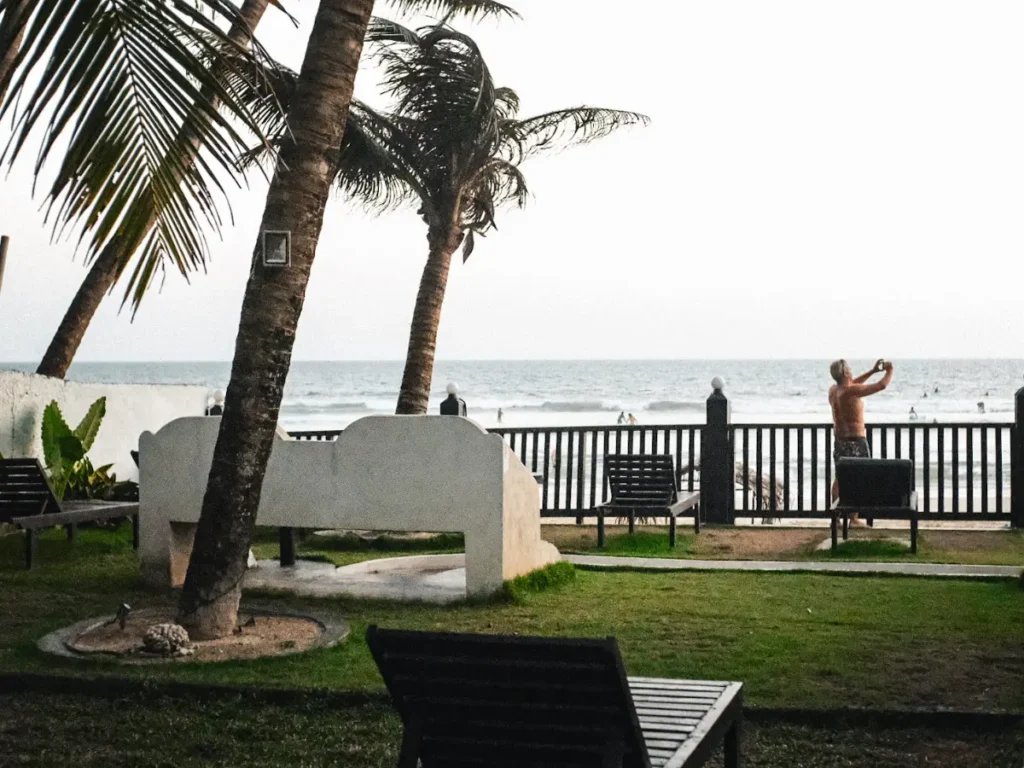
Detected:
[{"left": 1, "top": 0, "right": 1023, "bottom": 362}]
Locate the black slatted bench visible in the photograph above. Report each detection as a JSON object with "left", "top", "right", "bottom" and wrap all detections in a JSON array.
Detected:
[
  {"left": 367, "top": 626, "right": 743, "bottom": 768},
  {"left": 595, "top": 454, "right": 701, "bottom": 548},
  {"left": 831, "top": 457, "right": 918, "bottom": 553},
  {"left": 0, "top": 458, "right": 139, "bottom": 569}
]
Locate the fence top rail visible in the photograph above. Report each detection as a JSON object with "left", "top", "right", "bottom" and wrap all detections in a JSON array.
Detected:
[
  {"left": 729, "top": 421, "right": 1012, "bottom": 430},
  {"left": 491, "top": 424, "right": 703, "bottom": 435}
]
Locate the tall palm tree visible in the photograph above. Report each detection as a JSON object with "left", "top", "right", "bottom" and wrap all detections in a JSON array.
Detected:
[
  {"left": 175, "top": 0, "right": 517, "bottom": 641},
  {"left": 334, "top": 21, "right": 648, "bottom": 414}
]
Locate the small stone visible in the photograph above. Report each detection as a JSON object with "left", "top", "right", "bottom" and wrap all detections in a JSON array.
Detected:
[{"left": 142, "top": 623, "right": 192, "bottom": 656}]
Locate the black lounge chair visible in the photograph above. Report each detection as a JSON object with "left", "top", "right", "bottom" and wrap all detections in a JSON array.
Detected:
[
  {"left": 0, "top": 458, "right": 139, "bottom": 568},
  {"left": 367, "top": 625, "right": 743, "bottom": 768},
  {"left": 832, "top": 458, "right": 918, "bottom": 552},
  {"left": 597, "top": 454, "right": 701, "bottom": 547}
]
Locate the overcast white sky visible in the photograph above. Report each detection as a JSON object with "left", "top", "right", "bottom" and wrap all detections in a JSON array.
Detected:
[{"left": 1, "top": 0, "right": 1023, "bottom": 362}]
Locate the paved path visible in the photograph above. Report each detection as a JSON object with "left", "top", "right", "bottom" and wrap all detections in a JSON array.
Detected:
[{"left": 565, "top": 554, "right": 1021, "bottom": 578}]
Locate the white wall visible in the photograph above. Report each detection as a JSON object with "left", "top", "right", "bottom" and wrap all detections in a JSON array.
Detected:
[
  {"left": 139, "top": 415, "right": 560, "bottom": 597},
  {"left": 0, "top": 371, "right": 209, "bottom": 480}
]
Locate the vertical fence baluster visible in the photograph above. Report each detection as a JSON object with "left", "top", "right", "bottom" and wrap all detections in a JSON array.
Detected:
[
  {"left": 952, "top": 426, "right": 960, "bottom": 514},
  {"left": 895, "top": 426, "right": 902, "bottom": 458},
  {"left": 996, "top": 427, "right": 1004, "bottom": 515},
  {"left": 966, "top": 427, "right": 974, "bottom": 514},
  {"left": 923, "top": 427, "right": 930, "bottom": 513},
  {"left": 938, "top": 428, "right": 945, "bottom": 514},
  {"left": 783, "top": 428, "right": 790, "bottom": 511},
  {"left": 797, "top": 428, "right": 804, "bottom": 512},
  {"left": 742, "top": 427, "right": 750, "bottom": 514},
  {"left": 627, "top": 428, "right": 634, "bottom": 455},
  {"left": 520, "top": 431, "right": 527, "bottom": 466},
  {"left": 756, "top": 428, "right": 763, "bottom": 512},
  {"left": 981, "top": 427, "right": 988, "bottom": 514},
  {"left": 688, "top": 429, "right": 696, "bottom": 493},
  {"left": 541, "top": 431, "right": 551, "bottom": 512},
  {"left": 587, "top": 430, "right": 597, "bottom": 510},
  {"left": 674, "top": 427, "right": 683, "bottom": 490},
  {"left": 824, "top": 425, "right": 832, "bottom": 510},
  {"left": 909, "top": 428, "right": 916, "bottom": 490},
  {"left": 769, "top": 428, "right": 777, "bottom": 515},
  {"left": 565, "top": 430, "right": 575, "bottom": 513},
  {"left": 531, "top": 432, "right": 539, "bottom": 473},
  {"left": 576, "top": 429, "right": 586, "bottom": 514},
  {"left": 554, "top": 431, "right": 563, "bottom": 513},
  {"left": 811, "top": 428, "right": 818, "bottom": 512}
]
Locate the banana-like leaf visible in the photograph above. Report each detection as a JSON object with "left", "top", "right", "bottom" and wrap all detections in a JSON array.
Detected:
[
  {"left": 41, "top": 400, "right": 73, "bottom": 471},
  {"left": 73, "top": 396, "right": 106, "bottom": 452},
  {"left": 59, "top": 435, "right": 85, "bottom": 463}
]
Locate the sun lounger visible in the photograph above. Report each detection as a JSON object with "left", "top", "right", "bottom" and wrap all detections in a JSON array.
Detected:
[
  {"left": 367, "top": 625, "right": 743, "bottom": 768},
  {"left": 831, "top": 458, "right": 918, "bottom": 552}
]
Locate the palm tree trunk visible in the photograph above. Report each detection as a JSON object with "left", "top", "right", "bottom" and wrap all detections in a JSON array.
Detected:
[
  {"left": 396, "top": 225, "right": 463, "bottom": 415},
  {"left": 0, "top": 0, "right": 30, "bottom": 103},
  {"left": 34, "top": 0, "right": 272, "bottom": 380},
  {"left": 177, "top": 0, "right": 373, "bottom": 641}
]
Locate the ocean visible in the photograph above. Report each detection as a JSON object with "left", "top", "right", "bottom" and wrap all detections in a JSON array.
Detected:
[{"left": 5, "top": 359, "right": 1021, "bottom": 431}]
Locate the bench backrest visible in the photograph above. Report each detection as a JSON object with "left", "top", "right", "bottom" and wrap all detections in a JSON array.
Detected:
[
  {"left": 0, "top": 459, "right": 60, "bottom": 523},
  {"left": 367, "top": 626, "right": 651, "bottom": 768},
  {"left": 836, "top": 458, "right": 912, "bottom": 507},
  {"left": 604, "top": 454, "right": 678, "bottom": 507}
]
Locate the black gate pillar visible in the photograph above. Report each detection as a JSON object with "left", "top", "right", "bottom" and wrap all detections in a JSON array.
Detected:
[
  {"left": 702, "top": 377, "right": 734, "bottom": 525},
  {"left": 1012, "top": 387, "right": 1024, "bottom": 529}
]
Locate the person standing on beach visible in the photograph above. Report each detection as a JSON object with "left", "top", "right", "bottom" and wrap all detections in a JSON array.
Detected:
[
  {"left": 497, "top": 407, "right": 503, "bottom": 424},
  {"left": 627, "top": 413, "right": 638, "bottom": 425},
  {"left": 828, "top": 359, "right": 894, "bottom": 519},
  {"left": 617, "top": 411, "right": 626, "bottom": 425}
]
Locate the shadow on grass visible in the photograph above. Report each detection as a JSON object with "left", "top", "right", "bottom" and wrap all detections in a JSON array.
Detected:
[{"left": 579, "top": 531, "right": 696, "bottom": 558}]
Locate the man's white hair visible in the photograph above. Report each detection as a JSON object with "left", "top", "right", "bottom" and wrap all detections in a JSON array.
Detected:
[{"left": 829, "top": 360, "right": 848, "bottom": 383}]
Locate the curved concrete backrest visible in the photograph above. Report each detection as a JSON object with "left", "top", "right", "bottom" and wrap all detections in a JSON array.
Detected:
[{"left": 139, "top": 415, "right": 558, "bottom": 596}]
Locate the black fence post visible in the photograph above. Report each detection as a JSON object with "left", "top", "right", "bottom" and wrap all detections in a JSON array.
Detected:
[
  {"left": 702, "top": 378, "right": 734, "bottom": 525},
  {"left": 1012, "top": 387, "right": 1024, "bottom": 529}
]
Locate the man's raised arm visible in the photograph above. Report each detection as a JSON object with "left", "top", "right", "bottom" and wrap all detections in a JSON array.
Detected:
[
  {"left": 853, "top": 360, "right": 885, "bottom": 384},
  {"left": 850, "top": 363, "right": 894, "bottom": 397}
]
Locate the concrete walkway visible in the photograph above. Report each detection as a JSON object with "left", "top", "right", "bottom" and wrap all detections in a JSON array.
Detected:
[{"left": 565, "top": 554, "right": 1021, "bottom": 578}]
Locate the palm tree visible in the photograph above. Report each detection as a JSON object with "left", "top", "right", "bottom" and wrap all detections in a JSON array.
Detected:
[
  {"left": 175, "top": 0, "right": 517, "bottom": 641},
  {"left": 333, "top": 21, "right": 648, "bottom": 414}
]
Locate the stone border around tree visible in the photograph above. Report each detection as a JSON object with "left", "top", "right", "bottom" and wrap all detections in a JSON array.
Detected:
[{"left": 37, "top": 604, "right": 349, "bottom": 664}]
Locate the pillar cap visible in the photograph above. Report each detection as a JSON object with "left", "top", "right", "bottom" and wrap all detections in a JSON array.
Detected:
[{"left": 711, "top": 376, "right": 725, "bottom": 393}]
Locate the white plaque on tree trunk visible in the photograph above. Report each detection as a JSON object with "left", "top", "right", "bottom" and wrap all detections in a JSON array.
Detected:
[{"left": 262, "top": 230, "right": 291, "bottom": 267}]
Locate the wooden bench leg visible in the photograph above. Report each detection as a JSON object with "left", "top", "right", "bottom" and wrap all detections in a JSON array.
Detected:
[
  {"left": 725, "top": 717, "right": 742, "bottom": 768},
  {"left": 65, "top": 523, "right": 77, "bottom": 542},
  {"left": 669, "top": 515, "right": 676, "bottom": 548},
  {"left": 694, "top": 504, "right": 700, "bottom": 534},
  {"left": 602, "top": 729, "right": 626, "bottom": 768},
  {"left": 910, "top": 517, "right": 918, "bottom": 554},
  {"left": 598, "top": 513, "right": 606, "bottom": 548},
  {"left": 279, "top": 527, "right": 297, "bottom": 567},
  {"left": 132, "top": 514, "right": 140, "bottom": 550},
  {"left": 628, "top": 510, "right": 635, "bottom": 535},
  {"left": 842, "top": 514, "right": 849, "bottom": 541},
  {"left": 397, "top": 717, "right": 423, "bottom": 768},
  {"left": 24, "top": 530, "right": 37, "bottom": 570},
  {"left": 830, "top": 516, "right": 838, "bottom": 550}
]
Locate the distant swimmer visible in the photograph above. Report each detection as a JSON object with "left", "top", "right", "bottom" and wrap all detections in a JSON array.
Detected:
[
  {"left": 934, "top": 386, "right": 939, "bottom": 394},
  {"left": 627, "top": 413, "right": 638, "bottom": 425},
  {"left": 922, "top": 391, "right": 928, "bottom": 399},
  {"left": 617, "top": 411, "right": 626, "bottom": 425},
  {"left": 978, "top": 402, "right": 985, "bottom": 414},
  {"left": 497, "top": 407, "right": 503, "bottom": 424},
  {"left": 909, "top": 406, "right": 918, "bottom": 421}
]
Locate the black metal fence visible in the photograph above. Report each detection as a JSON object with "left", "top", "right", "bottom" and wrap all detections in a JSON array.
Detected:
[{"left": 289, "top": 389, "right": 1023, "bottom": 526}]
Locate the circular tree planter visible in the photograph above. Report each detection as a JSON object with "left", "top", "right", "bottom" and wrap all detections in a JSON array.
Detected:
[{"left": 38, "top": 605, "right": 348, "bottom": 664}]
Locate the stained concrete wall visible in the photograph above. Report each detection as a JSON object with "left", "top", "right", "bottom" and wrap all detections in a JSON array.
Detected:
[
  {"left": 0, "top": 371, "right": 208, "bottom": 480},
  {"left": 139, "top": 415, "right": 560, "bottom": 597}
]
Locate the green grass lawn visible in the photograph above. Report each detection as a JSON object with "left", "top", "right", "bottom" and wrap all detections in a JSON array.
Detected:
[
  {"left": 3, "top": 688, "right": 1022, "bottom": 768},
  {"left": 1, "top": 524, "right": 1023, "bottom": 714}
]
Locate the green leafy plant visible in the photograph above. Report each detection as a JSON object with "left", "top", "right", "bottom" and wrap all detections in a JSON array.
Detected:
[{"left": 39, "top": 397, "right": 135, "bottom": 501}]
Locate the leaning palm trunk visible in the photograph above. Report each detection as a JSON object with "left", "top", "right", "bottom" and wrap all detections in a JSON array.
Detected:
[
  {"left": 177, "top": 0, "right": 374, "bottom": 641},
  {"left": 395, "top": 225, "right": 462, "bottom": 414},
  {"left": 34, "top": 0, "right": 272, "bottom": 380}
]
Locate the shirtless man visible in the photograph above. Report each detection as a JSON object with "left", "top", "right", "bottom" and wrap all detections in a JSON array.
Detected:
[{"left": 828, "top": 359, "right": 894, "bottom": 513}]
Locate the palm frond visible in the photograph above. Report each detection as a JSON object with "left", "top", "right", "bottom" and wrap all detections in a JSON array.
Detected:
[
  {"left": 386, "top": 0, "right": 519, "bottom": 22},
  {"left": 334, "top": 102, "right": 421, "bottom": 213},
  {"left": 0, "top": 0, "right": 277, "bottom": 312},
  {"left": 501, "top": 107, "right": 650, "bottom": 164}
]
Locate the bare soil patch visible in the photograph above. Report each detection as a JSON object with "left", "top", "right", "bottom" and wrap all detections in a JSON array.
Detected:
[{"left": 67, "top": 607, "right": 323, "bottom": 663}]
